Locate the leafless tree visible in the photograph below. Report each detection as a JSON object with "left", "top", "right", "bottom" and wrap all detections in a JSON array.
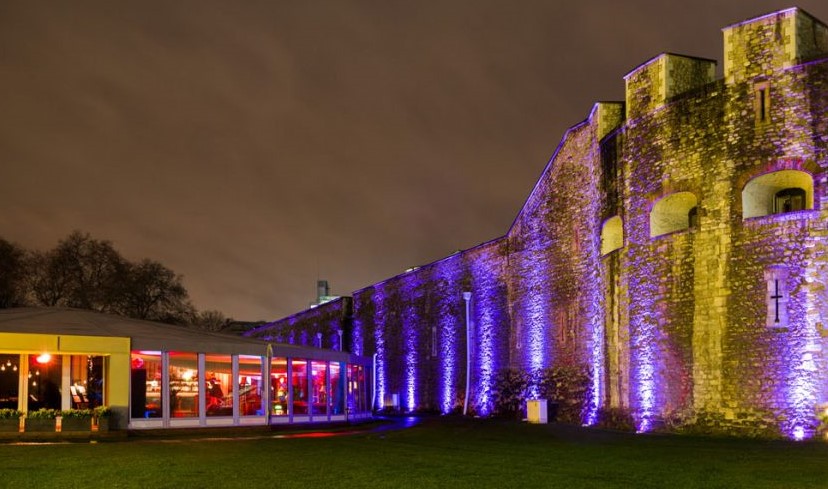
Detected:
[
  {"left": 0, "top": 238, "right": 28, "bottom": 308},
  {"left": 193, "top": 309, "right": 232, "bottom": 332},
  {"left": 113, "top": 259, "right": 194, "bottom": 324},
  {"left": 8, "top": 231, "right": 226, "bottom": 327},
  {"left": 54, "top": 231, "right": 126, "bottom": 311}
]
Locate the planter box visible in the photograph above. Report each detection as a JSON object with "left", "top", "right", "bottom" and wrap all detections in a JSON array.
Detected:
[
  {"left": 93, "top": 417, "right": 110, "bottom": 432},
  {"left": 61, "top": 417, "right": 92, "bottom": 432},
  {"left": 25, "top": 418, "right": 56, "bottom": 432},
  {"left": 0, "top": 418, "right": 21, "bottom": 432}
]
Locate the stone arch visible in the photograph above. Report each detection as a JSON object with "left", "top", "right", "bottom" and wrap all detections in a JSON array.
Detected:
[
  {"left": 650, "top": 192, "right": 699, "bottom": 237},
  {"left": 741, "top": 170, "right": 813, "bottom": 219},
  {"left": 600, "top": 216, "right": 624, "bottom": 255}
]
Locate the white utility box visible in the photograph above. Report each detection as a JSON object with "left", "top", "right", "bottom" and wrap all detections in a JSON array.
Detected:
[{"left": 526, "top": 399, "right": 548, "bottom": 424}]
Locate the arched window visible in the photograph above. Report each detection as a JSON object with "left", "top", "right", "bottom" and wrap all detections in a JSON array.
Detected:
[
  {"left": 600, "top": 216, "right": 623, "bottom": 255},
  {"left": 650, "top": 192, "right": 699, "bottom": 237},
  {"left": 742, "top": 170, "right": 813, "bottom": 219},
  {"left": 688, "top": 206, "right": 700, "bottom": 229},
  {"left": 774, "top": 188, "right": 806, "bottom": 214}
]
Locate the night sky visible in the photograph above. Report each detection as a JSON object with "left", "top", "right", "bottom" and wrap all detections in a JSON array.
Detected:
[{"left": 3, "top": 1, "right": 827, "bottom": 321}]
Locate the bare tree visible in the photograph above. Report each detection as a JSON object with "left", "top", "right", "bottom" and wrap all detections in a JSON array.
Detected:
[
  {"left": 114, "top": 259, "right": 193, "bottom": 324},
  {"left": 193, "top": 309, "right": 232, "bottom": 331},
  {"left": 27, "top": 249, "right": 71, "bottom": 307},
  {"left": 52, "top": 231, "right": 125, "bottom": 311},
  {"left": 0, "top": 238, "right": 27, "bottom": 308},
  {"left": 12, "top": 231, "right": 229, "bottom": 328}
]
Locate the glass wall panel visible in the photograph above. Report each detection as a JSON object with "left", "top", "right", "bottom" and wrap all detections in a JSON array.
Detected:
[
  {"left": 357, "top": 365, "right": 366, "bottom": 412},
  {"left": 205, "top": 355, "right": 232, "bottom": 416},
  {"left": 69, "top": 355, "right": 104, "bottom": 409},
  {"left": 311, "top": 361, "right": 327, "bottom": 417},
  {"left": 27, "top": 353, "right": 62, "bottom": 411},
  {"left": 348, "top": 364, "right": 366, "bottom": 413},
  {"left": 0, "top": 354, "right": 19, "bottom": 409},
  {"left": 329, "top": 362, "right": 345, "bottom": 415},
  {"left": 169, "top": 352, "right": 199, "bottom": 418},
  {"left": 131, "top": 351, "right": 162, "bottom": 418},
  {"left": 238, "top": 355, "right": 263, "bottom": 416},
  {"left": 291, "top": 359, "right": 308, "bottom": 415},
  {"left": 270, "top": 357, "right": 288, "bottom": 416}
]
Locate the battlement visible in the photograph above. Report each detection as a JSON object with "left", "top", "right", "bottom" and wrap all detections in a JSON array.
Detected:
[
  {"left": 624, "top": 53, "right": 716, "bottom": 121},
  {"left": 723, "top": 7, "right": 828, "bottom": 84}
]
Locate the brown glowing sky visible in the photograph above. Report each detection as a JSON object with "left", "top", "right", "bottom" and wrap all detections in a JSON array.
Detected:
[{"left": 2, "top": 1, "right": 827, "bottom": 320}]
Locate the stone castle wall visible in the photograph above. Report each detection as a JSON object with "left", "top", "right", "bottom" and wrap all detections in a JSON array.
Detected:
[
  {"left": 348, "top": 239, "right": 510, "bottom": 415},
  {"left": 249, "top": 8, "right": 828, "bottom": 438},
  {"left": 247, "top": 296, "right": 352, "bottom": 352}
]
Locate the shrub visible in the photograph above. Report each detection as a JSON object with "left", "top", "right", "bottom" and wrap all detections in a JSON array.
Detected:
[
  {"left": 675, "top": 409, "right": 784, "bottom": 438},
  {"left": 818, "top": 406, "right": 828, "bottom": 440},
  {"left": 492, "top": 368, "right": 530, "bottom": 419},
  {"left": 535, "top": 365, "right": 592, "bottom": 424},
  {"left": 60, "top": 409, "right": 93, "bottom": 419},
  {"left": 26, "top": 408, "right": 58, "bottom": 419},
  {"left": 93, "top": 406, "right": 112, "bottom": 418},
  {"left": 594, "top": 407, "right": 636, "bottom": 432},
  {"left": 0, "top": 408, "right": 22, "bottom": 419}
]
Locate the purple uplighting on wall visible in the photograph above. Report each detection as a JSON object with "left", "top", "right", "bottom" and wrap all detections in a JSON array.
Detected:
[
  {"left": 779, "top": 336, "right": 819, "bottom": 440},
  {"left": 470, "top": 251, "right": 503, "bottom": 416},
  {"left": 628, "top": 207, "right": 662, "bottom": 433},
  {"left": 520, "top": 250, "right": 551, "bottom": 397},
  {"left": 779, "top": 260, "right": 820, "bottom": 440},
  {"left": 585, "top": 288, "right": 604, "bottom": 426},
  {"left": 630, "top": 264, "right": 664, "bottom": 434},
  {"left": 373, "top": 289, "right": 387, "bottom": 410},
  {"left": 351, "top": 315, "right": 363, "bottom": 357},
  {"left": 436, "top": 261, "right": 462, "bottom": 414},
  {"left": 582, "top": 204, "right": 605, "bottom": 426},
  {"left": 402, "top": 277, "right": 418, "bottom": 412}
]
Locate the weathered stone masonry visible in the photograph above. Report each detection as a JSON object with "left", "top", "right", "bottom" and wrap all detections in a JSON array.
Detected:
[{"left": 248, "top": 8, "right": 828, "bottom": 438}]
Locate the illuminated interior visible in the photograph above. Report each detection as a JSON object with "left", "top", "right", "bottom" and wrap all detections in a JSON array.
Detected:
[{"left": 0, "top": 310, "right": 372, "bottom": 432}]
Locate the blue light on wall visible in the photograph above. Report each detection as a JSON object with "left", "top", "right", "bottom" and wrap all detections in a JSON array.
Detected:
[
  {"left": 402, "top": 277, "right": 418, "bottom": 412},
  {"left": 470, "top": 254, "right": 502, "bottom": 416},
  {"left": 373, "top": 288, "right": 387, "bottom": 410},
  {"left": 780, "top": 261, "right": 820, "bottom": 440},
  {"left": 436, "top": 262, "right": 462, "bottom": 414}
]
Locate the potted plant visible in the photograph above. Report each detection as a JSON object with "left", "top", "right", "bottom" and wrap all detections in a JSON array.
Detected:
[
  {"left": 93, "top": 406, "right": 112, "bottom": 432},
  {"left": 0, "top": 409, "right": 22, "bottom": 433},
  {"left": 24, "top": 408, "right": 58, "bottom": 432},
  {"left": 59, "top": 409, "right": 92, "bottom": 432}
]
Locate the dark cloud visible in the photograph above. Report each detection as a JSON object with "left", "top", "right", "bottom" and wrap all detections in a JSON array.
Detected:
[{"left": 2, "top": 0, "right": 826, "bottom": 319}]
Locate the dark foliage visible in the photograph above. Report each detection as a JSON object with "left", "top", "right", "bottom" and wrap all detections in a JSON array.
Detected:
[
  {"left": 0, "top": 231, "right": 227, "bottom": 327},
  {"left": 492, "top": 365, "right": 593, "bottom": 423},
  {"left": 492, "top": 368, "right": 531, "bottom": 419},
  {"left": 594, "top": 407, "right": 636, "bottom": 432},
  {"left": 535, "top": 365, "right": 592, "bottom": 424},
  {"left": 0, "top": 239, "right": 27, "bottom": 308}
]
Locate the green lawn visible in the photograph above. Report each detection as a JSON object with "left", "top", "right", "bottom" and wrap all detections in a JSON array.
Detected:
[{"left": 1, "top": 418, "right": 827, "bottom": 488}]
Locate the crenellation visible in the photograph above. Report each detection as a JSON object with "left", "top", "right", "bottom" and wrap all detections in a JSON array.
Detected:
[{"left": 625, "top": 53, "right": 716, "bottom": 121}]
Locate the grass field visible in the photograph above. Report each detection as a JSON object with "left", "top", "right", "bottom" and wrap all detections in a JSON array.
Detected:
[{"left": 1, "top": 417, "right": 827, "bottom": 488}]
